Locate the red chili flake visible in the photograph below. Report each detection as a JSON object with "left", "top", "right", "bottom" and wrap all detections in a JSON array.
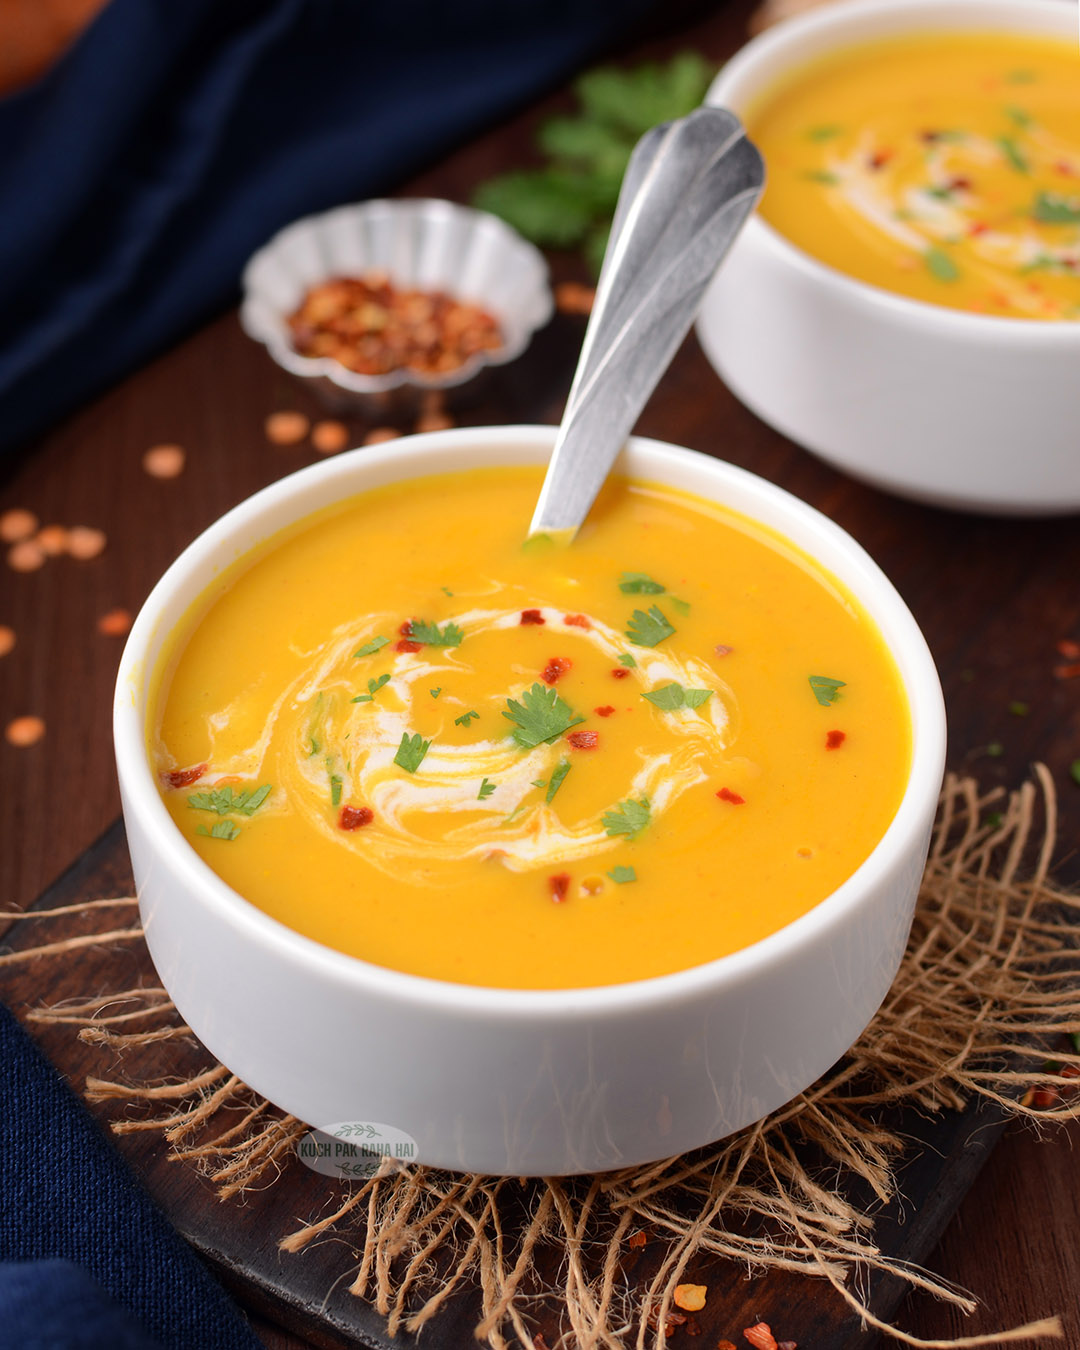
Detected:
[
  {"left": 744, "top": 1324, "right": 780, "bottom": 1350},
  {"left": 1057, "top": 639, "right": 1080, "bottom": 660},
  {"left": 594, "top": 705, "right": 615, "bottom": 717},
  {"left": 868, "top": 148, "right": 894, "bottom": 170},
  {"left": 566, "top": 730, "right": 599, "bottom": 750},
  {"left": 948, "top": 175, "right": 972, "bottom": 191},
  {"left": 716, "top": 787, "right": 746, "bottom": 805},
  {"left": 520, "top": 609, "right": 545, "bottom": 625},
  {"left": 549, "top": 873, "right": 571, "bottom": 902},
  {"left": 826, "top": 730, "right": 846, "bottom": 750},
  {"left": 1054, "top": 661, "right": 1080, "bottom": 680},
  {"left": 967, "top": 220, "right": 989, "bottom": 236},
  {"left": 541, "top": 656, "right": 572, "bottom": 685},
  {"left": 714, "top": 644, "right": 733, "bottom": 657},
  {"left": 611, "top": 667, "right": 630, "bottom": 679},
  {"left": 627, "top": 1231, "right": 648, "bottom": 1250},
  {"left": 1054, "top": 159, "right": 1076, "bottom": 177},
  {"left": 164, "top": 764, "right": 207, "bottom": 789},
  {"left": 646, "top": 1308, "right": 688, "bottom": 1334},
  {"left": 339, "top": 805, "right": 374, "bottom": 830},
  {"left": 919, "top": 129, "right": 941, "bottom": 143},
  {"left": 1021, "top": 1085, "right": 1059, "bottom": 1110},
  {"left": 564, "top": 613, "right": 590, "bottom": 628},
  {"left": 398, "top": 620, "right": 415, "bottom": 636},
  {"left": 396, "top": 639, "right": 422, "bottom": 652}
]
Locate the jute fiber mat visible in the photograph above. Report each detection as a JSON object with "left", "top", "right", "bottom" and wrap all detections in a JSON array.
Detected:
[{"left": 4, "top": 768, "right": 1079, "bottom": 1349}]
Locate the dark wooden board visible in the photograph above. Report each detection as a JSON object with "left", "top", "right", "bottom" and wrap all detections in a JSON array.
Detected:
[{"left": 0, "top": 818, "right": 1025, "bottom": 1349}]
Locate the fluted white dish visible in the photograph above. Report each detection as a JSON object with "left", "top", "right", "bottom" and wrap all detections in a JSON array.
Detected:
[
  {"left": 114, "top": 425, "right": 946, "bottom": 1177},
  {"left": 698, "top": 0, "right": 1080, "bottom": 515},
  {"left": 240, "top": 198, "right": 553, "bottom": 398}
]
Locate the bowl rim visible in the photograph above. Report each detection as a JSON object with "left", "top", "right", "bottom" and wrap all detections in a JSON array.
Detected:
[
  {"left": 239, "top": 196, "right": 555, "bottom": 394},
  {"left": 114, "top": 425, "right": 946, "bottom": 1018},
  {"left": 707, "top": 0, "right": 1080, "bottom": 343}
]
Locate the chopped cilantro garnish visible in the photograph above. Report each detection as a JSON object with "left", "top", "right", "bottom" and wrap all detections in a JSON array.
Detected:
[
  {"left": 455, "top": 710, "right": 480, "bottom": 727},
  {"left": 394, "top": 733, "right": 431, "bottom": 773},
  {"left": 1033, "top": 191, "right": 1080, "bottom": 224},
  {"left": 996, "top": 135, "right": 1029, "bottom": 174},
  {"left": 619, "top": 571, "right": 665, "bottom": 594},
  {"left": 985, "top": 811, "right": 1004, "bottom": 829},
  {"left": 1005, "top": 68, "right": 1036, "bottom": 84},
  {"left": 430, "top": 688, "right": 442, "bottom": 699},
  {"left": 500, "top": 802, "right": 528, "bottom": 827},
  {"left": 803, "top": 170, "right": 839, "bottom": 185},
  {"left": 807, "top": 124, "right": 842, "bottom": 142},
  {"left": 521, "top": 532, "right": 554, "bottom": 553},
  {"left": 1004, "top": 104, "right": 1033, "bottom": 128},
  {"left": 353, "top": 636, "right": 389, "bottom": 658},
  {"left": 408, "top": 619, "right": 464, "bottom": 647},
  {"left": 601, "top": 796, "right": 651, "bottom": 840},
  {"left": 196, "top": 820, "right": 241, "bottom": 841},
  {"left": 546, "top": 759, "right": 571, "bottom": 803},
  {"left": 642, "top": 683, "right": 712, "bottom": 711},
  {"left": 669, "top": 596, "right": 691, "bottom": 616},
  {"left": 607, "top": 865, "right": 637, "bottom": 884},
  {"left": 531, "top": 778, "right": 547, "bottom": 788},
  {"left": 618, "top": 653, "right": 637, "bottom": 668},
  {"left": 1009, "top": 700, "right": 1029, "bottom": 717},
  {"left": 925, "top": 246, "right": 960, "bottom": 283},
  {"left": 625, "top": 605, "right": 675, "bottom": 648},
  {"left": 986, "top": 741, "right": 1004, "bottom": 758},
  {"left": 808, "top": 675, "right": 845, "bottom": 707},
  {"left": 352, "top": 673, "right": 390, "bottom": 703},
  {"left": 502, "top": 682, "right": 585, "bottom": 749},
  {"left": 441, "top": 586, "right": 454, "bottom": 597},
  {"left": 478, "top": 778, "right": 496, "bottom": 801},
  {"left": 330, "top": 775, "right": 343, "bottom": 807},
  {"left": 188, "top": 784, "right": 272, "bottom": 817}
]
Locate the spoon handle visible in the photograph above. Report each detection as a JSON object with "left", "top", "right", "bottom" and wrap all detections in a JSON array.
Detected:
[{"left": 528, "top": 107, "right": 764, "bottom": 541}]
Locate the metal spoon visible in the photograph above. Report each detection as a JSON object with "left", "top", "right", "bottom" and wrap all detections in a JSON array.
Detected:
[{"left": 528, "top": 107, "right": 765, "bottom": 542}]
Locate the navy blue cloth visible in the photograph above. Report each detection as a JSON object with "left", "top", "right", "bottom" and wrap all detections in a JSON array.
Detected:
[
  {"left": 0, "top": 1003, "right": 263, "bottom": 1350},
  {"left": 0, "top": 0, "right": 659, "bottom": 455}
]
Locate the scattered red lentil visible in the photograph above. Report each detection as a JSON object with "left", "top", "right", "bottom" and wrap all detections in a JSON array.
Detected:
[
  {"left": 520, "top": 609, "right": 545, "bottom": 625},
  {"left": 743, "top": 1324, "right": 780, "bottom": 1350},
  {"left": 363, "top": 427, "right": 401, "bottom": 446},
  {"left": 36, "top": 524, "right": 69, "bottom": 556},
  {"left": 311, "top": 420, "right": 350, "bottom": 454},
  {"left": 142, "top": 443, "right": 186, "bottom": 478},
  {"left": 611, "top": 667, "right": 630, "bottom": 679},
  {"left": 67, "top": 526, "right": 107, "bottom": 560},
  {"left": 541, "top": 657, "right": 572, "bottom": 685},
  {"left": 717, "top": 787, "right": 746, "bottom": 805},
  {"left": 5, "top": 715, "right": 45, "bottom": 747},
  {"left": 549, "top": 873, "right": 571, "bottom": 902},
  {"left": 0, "top": 508, "right": 38, "bottom": 543},
  {"left": 594, "top": 705, "right": 615, "bottom": 717},
  {"left": 339, "top": 805, "right": 374, "bottom": 830},
  {"left": 7, "top": 540, "right": 45, "bottom": 572},
  {"left": 97, "top": 608, "right": 132, "bottom": 637},
  {"left": 415, "top": 411, "right": 455, "bottom": 434},
  {"left": 265, "top": 410, "right": 310, "bottom": 445},
  {"left": 0, "top": 625, "right": 15, "bottom": 658},
  {"left": 564, "top": 613, "right": 590, "bottom": 628},
  {"left": 673, "top": 1284, "right": 707, "bottom": 1312},
  {"left": 554, "top": 281, "right": 596, "bottom": 315},
  {"left": 164, "top": 764, "right": 207, "bottom": 789},
  {"left": 826, "top": 729, "right": 846, "bottom": 749},
  {"left": 566, "top": 730, "right": 598, "bottom": 750}
]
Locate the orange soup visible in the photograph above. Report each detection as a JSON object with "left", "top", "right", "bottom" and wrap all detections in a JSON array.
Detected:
[
  {"left": 748, "top": 32, "right": 1080, "bottom": 319},
  {"left": 151, "top": 466, "right": 911, "bottom": 989}
]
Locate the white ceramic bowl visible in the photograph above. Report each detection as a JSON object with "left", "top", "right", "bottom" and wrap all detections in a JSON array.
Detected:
[
  {"left": 114, "top": 427, "right": 945, "bottom": 1177},
  {"left": 698, "top": 0, "right": 1080, "bottom": 515},
  {"left": 240, "top": 198, "right": 553, "bottom": 402}
]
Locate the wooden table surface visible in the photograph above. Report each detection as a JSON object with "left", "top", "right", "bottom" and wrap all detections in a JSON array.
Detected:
[{"left": 2, "top": 3, "right": 1078, "bottom": 1346}]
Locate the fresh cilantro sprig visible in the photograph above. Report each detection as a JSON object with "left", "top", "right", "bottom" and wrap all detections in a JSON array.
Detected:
[
  {"left": 407, "top": 619, "right": 464, "bottom": 647},
  {"left": 626, "top": 605, "right": 675, "bottom": 648},
  {"left": 545, "top": 760, "right": 571, "bottom": 803},
  {"left": 188, "top": 784, "right": 271, "bottom": 817},
  {"left": 996, "top": 135, "right": 1029, "bottom": 174},
  {"left": 601, "top": 797, "right": 651, "bottom": 840},
  {"left": 642, "top": 683, "right": 712, "bottom": 711},
  {"left": 619, "top": 572, "right": 665, "bottom": 594},
  {"left": 607, "top": 865, "right": 637, "bottom": 884},
  {"left": 196, "top": 820, "right": 241, "bottom": 841},
  {"left": 808, "top": 675, "right": 846, "bottom": 707},
  {"left": 352, "top": 673, "right": 390, "bottom": 704},
  {"left": 503, "top": 682, "right": 585, "bottom": 749},
  {"left": 455, "top": 710, "right": 480, "bottom": 727},
  {"left": 478, "top": 778, "right": 497, "bottom": 801},
  {"left": 353, "top": 636, "right": 389, "bottom": 658},
  {"left": 1033, "top": 190, "right": 1080, "bottom": 224},
  {"left": 394, "top": 733, "right": 431, "bottom": 773}
]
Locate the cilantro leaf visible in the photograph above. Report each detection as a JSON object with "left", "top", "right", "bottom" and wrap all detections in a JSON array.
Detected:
[
  {"left": 1004, "top": 104, "right": 1033, "bottom": 128},
  {"left": 441, "top": 586, "right": 454, "bottom": 597},
  {"left": 619, "top": 571, "right": 665, "bottom": 594},
  {"left": 545, "top": 760, "right": 571, "bottom": 804},
  {"left": 996, "top": 135, "right": 1029, "bottom": 174},
  {"left": 330, "top": 775, "right": 343, "bottom": 807},
  {"left": 408, "top": 619, "right": 464, "bottom": 647},
  {"left": 575, "top": 52, "right": 714, "bottom": 137},
  {"left": 478, "top": 778, "right": 496, "bottom": 801},
  {"left": 683, "top": 688, "right": 712, "bottom": 709},
  {"left": 352, "top": 673, "right": 390, "bottom": 703},
  {"left": 188, "top": 784, "right": 271, "bottom": 817},
  {"left": 353, "top": 636, "right": 389, "bottom": 658},
  {"left": 1033, "top": 191, "right": 1080, "bottom": 224},
  {"left": 473, "top": 168, "right": 599, "bottom": 247},
  {"left": 618, "top": 653, "right": 637, "bottom": 668},
  {"left": 607, "top": 865, "right": 637, "bottom": 884},
  {"left": 642, "top": 683, "right": 714, "bottom": 712},
  {"left": 808, "top": 675, "right": 846, "bottom": 706},
  {"left": 601, "top": 797, "right": 651, "bottom": 840},
  {"left": 394, "top": 733, "right": 431, "bottom": 774},
  {"left": 807, "top": 124, "right": 843, "bottom": 141},
  {"left": 626, "top": 605, "right": 675, "bottom": 648},
  {"left": 925, "top": 247, "right": 960, "bottom": 282},
  {"left": 430, "top": 688, "right": 442, "bottom": 699},
  {"left": 455, "top": 710, "right": 479, "bottom": 727},
  {"left": 196, "top": 820, "right": 241, "bottom": 841},
  {"left": 804, "top": 170, "right": 839, "bottom": 185},
  {"left": 502, "top": 682, "right": 585, "bottom": 749},
  {"left": 669, "top": 596, "right": 691, "bottom": 615}
]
